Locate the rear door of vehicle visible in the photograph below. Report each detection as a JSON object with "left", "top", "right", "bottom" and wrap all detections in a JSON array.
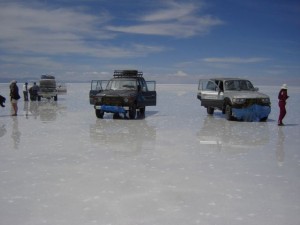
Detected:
[
  {"left": 89, "top": 80, "right": 108, "bottom": 105},
  {"left": 142, "top": 81, "right": 157, "bottom": 106},
  {"left": 198, "top": 79, "right": 223, "bottom": 108}
]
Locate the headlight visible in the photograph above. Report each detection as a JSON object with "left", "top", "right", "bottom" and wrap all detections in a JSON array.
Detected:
[
  {"left": 261, "top": 98, "right": 270, "bottom": 103},
  {"left": 232, "top": 98, "right": 246, "bottom": 104}
]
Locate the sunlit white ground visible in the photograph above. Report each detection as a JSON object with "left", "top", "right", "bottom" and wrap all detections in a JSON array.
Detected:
[{"left": 0, "top": 83, "right": 300, "bottom": 225}]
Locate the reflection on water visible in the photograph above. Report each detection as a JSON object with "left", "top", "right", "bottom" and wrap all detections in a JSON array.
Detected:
[
  {"left": 90, "top": 119, "right": 156, "bottom": 156},
  {"left": 198, "top": 115, "right": 270, "bottom": 152},
  {"left": 276, "top": 127, "right": 285, "bottom": 166},
  {"left": 0, "top": 123, "right": 6, "bottom": 138},
  {"left": 11, "top": 117, "right": 21, "bottom": 149},
  {"left": 24, "top": 101, "right": 67, "bottom": 122}
]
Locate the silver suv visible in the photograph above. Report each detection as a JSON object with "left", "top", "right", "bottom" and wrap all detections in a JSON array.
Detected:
[{"left": 197, "top": 78, "right": 271, "bottom": 121}]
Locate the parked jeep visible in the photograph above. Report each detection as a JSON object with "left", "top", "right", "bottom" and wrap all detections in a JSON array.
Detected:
[
  {"left": 89, "top": 70, "right": 156, "bottom": 119},
  {"left": 197, "top": 78, "right": 271, "bottom": 121},
  {"left": 37, "top": 75, "right": 58, "bottom": 101}
]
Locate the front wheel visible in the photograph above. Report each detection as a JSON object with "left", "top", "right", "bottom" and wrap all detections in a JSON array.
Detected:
[
  {"left": 225, "top": 105, "right": 233, "bottom": 121},
  {"left": 129, "top": 105, "right": 136, "bottom": 119},
  {"left": 95, "top": 109, "right": 104, "bottom": 119},
  {"left": 207, "top": 107, "right": 214, "bottom": 115}
]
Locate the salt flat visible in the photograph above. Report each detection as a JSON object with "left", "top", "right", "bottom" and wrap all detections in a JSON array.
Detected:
[{"left": 0, "top": 83, "right": 300, "bottom": 225}]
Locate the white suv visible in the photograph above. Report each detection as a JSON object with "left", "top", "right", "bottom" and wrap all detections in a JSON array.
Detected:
[{"left": 197, "top": 78, "right": 271, "bottom": 121}]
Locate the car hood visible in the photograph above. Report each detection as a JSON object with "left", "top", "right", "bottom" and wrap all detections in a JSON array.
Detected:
[
  {"left": 96, "top": 90, "right": 137, "bottom": 97},
  {"left": 224, "top": 91, "right": 270, "bottom": 99}
]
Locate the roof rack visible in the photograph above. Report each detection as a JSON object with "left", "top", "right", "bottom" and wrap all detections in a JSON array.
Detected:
[
  {"left": 113, "top": 70, "right": 143, "bottom": 78},
  {"left": 41, "top": 75, "right": 55, "bottom": 80}
]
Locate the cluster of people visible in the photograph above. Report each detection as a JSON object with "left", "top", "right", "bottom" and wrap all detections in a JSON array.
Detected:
[
  {"left": 1, "top": 80, "right": 290, "bottom": 125},
  {"left": 23, "top": 82, "right": 40, "bottom": 101}
]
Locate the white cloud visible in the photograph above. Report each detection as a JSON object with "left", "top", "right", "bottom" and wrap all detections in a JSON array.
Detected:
[
  {"left": 0, "top": 3, "right": 165, "bottom": 58},
  {"left": 203, "top": 57, "right": 270, "bottom": 64},
  {"left": 106, "top": 2, "right": 223, "bottom": 37}
]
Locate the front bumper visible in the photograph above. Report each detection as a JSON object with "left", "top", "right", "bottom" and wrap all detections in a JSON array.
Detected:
[
  {"left": 232, "top": 104, "right": 271, "bottom": 121},
  {"left": 95, "top": 105, "right": 128, "bottom": 114}
]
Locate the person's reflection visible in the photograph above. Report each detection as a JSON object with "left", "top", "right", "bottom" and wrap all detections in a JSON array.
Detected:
[
  {"left": 276, "top": 127, "right": 285, "bottom": 166},
  {"left": 0, "top": 123, "right": 7, "bottom": 138},
  {"left": 29, "top": 101, "right": 39, "bottom": 119},
  {"left": 23, "top": 101, "right": 29, "bottom": 119},
  {"left": 11, "top": 117, "right": 21, "bottom": 149}
]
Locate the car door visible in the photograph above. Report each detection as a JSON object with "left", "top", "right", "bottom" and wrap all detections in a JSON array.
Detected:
[
  {"left": 198, "top": 79, "right": 223, "bottom": 108},
  {"left": 89, "top": 80, "right": 108, "bottom": 105},
  {"left": 140, "top": 80, "right": 156, "bottom": 106}
]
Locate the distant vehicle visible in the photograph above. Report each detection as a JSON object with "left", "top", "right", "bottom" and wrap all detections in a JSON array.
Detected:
[
  {"left": 89, "top": 70, "right": 157, "bottom": 119},
  {"left": 56, "top": 82, "right": 67, "bottom": 94},
  {"left": 197, "top": 78, "right": 271, "bottom": 121},
  {"left": 38, "top": 75, "right": 58, "bottom": 101}
]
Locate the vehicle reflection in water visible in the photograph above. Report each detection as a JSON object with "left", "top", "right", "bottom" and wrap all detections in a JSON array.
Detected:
[
  {"left": 0, "top": 123, "right": 7, "bottom": 138},
  {"left": 11, "top": 117, "right": 21, "bottom": 149},
  {"left": 276, "top": 127, "right": 285, "bottom": 166},
  {"left": 197, "top": 114, "right": 270, "bottom": 152},
  {"left": 24, "top": 101, "right": 67, "bottom": 122},
  {"left": 90, "top": 119, "right": 156, "bottom": 156}
]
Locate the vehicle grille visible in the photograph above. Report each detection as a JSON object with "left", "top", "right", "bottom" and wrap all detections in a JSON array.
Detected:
[
  {"left": 245, "top": 99, "right": 268, "bottom": 106},
  {"left": 102, "top": 96, "right": 123, "bottom": 105}
]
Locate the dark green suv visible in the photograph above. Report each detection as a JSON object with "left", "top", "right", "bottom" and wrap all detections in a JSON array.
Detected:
[{"left": 89, "top": 70, "right": 156, "bottom": 119}]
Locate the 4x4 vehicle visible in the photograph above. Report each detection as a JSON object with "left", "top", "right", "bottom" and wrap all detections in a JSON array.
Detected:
[
  {"left": 38, "top": 75, "right": 58, "bottom": 101},
  {"left": 89, "top": 70, "right": 156, "bottom": 119},
  {"left": 197, "top": 78, "right": 271, "bottom": 121}
]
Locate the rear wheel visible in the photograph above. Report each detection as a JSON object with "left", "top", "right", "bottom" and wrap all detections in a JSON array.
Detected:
[
  {"left": 95, "top": 109, "right": 104, "bottom": 119},
  {"left": 260, "top": 117, "right": 268, "bottom": 122},
  {"left": 207, "top": 107, "right": 214, "bottom": 115},
  {"left": 54, "top": 95, "right": 58, "bottom": 101},
  {"left": 225, "top": 105, "right": 233, "bottom": 121}
]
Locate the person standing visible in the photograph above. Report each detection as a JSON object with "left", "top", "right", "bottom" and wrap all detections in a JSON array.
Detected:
[
  {"left": 10, "top": 80, "right": 20, "bottom": 116},
  {"left": 278, "top": 84, "right": 289, "bottom": 126},
  {"left": 23, "top": 82, "right": 29, "bottom": 101}
]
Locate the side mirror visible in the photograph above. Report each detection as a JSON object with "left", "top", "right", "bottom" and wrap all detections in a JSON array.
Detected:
[{"left": 254, "top": 87, "right": 259, "bottom": 91}]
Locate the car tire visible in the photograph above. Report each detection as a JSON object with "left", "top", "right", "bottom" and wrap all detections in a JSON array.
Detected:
[
  {"left": 260, "top": 117, "right": 268, "bottom": 122},
  {"left": 54, "top": 95, "right": 58, "bottom": 101},
  {"left": 95, "top": 109, "right": 104, "bottom": 119},
  {"left": 129, "top": 105, "right": 136, "bottom": 119},
  {"left": 207, "top": 107, "right": 214, "bottom": 115},
  {"left": 139, "top": 107, "right": 145, "bottom": 116},
  {"left": 225, "top": 105, "right": 233, "bottom": 121}
]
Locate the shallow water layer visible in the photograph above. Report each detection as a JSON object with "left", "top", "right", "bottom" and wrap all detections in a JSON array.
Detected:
[{"left": 1, "top": 83, "right": 300, "bottom": 225}]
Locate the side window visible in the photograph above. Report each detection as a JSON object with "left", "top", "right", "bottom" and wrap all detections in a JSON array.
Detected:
[
  {"left": 146, "top": 81, "right": 156, "bottom": 91},
  {"left": 206, "top": 81, "right": 217, "bottom": 91}
]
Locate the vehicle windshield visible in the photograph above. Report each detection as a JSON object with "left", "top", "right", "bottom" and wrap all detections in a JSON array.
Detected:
[
  {"left": 224, "top": 80, "right": 254, "bottom": 91},
  {"left": 106, "top": 79, "right": 137, "bottom": 90}
]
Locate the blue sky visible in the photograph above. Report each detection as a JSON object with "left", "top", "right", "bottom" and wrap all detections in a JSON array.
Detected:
[{"left": 0, "top": 0, "right": 299, "bottom": 85}]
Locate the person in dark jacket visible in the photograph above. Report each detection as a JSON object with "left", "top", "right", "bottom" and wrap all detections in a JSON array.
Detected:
[
  {"left": 278, "top": 84, "right": 289, "bottom": 126},
  {"left": 10, "top": 80, "right": 20, "bottom": 116}
]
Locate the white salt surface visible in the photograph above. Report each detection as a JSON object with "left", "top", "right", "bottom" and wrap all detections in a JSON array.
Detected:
[{"left": 0, "top": 83, "right": 300, "bottom": 225}]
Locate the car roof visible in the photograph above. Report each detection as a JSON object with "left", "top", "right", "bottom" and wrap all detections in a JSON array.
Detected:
[{"left": 209, "top": 78, "right": 250, "bottom": 81}]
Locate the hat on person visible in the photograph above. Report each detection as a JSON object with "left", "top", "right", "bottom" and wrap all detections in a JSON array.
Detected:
[
  {"left": 281, "top": 84, "right": 288, "bottom": 89},
  {"left": 11, "top": 80, "right": 17, "bottom": 84}
]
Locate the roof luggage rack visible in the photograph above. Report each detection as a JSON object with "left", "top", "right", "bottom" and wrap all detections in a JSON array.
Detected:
[
  {"left": 41, "top": 75, "right": 55, "bottom": 80},
  {"left": 113, "top": 70, "right": 143, "bottom": 78}
]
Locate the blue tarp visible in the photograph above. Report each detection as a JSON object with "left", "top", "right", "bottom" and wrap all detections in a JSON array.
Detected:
[
  {"left": 100, "top": 105, "right": 126, "bottom": 114},
  {"left": 232, "top": 104, "right": 271, "bottom": 122}
]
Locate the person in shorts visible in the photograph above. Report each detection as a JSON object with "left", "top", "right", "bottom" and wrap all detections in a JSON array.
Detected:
[{"left": 10, "top": 80, "right": 20, "bottom": 116}]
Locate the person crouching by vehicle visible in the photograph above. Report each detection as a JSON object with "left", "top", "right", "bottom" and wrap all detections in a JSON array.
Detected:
[
  {"left": 278, "top": 84, "right": 289, "bottom": 126},
  {"left": 23, "top": 82, "right": 29, "bottom": 101},
  {"left": 0, "top": 94, "right": 6, "bottom": 107},
  {"left": 10, "top": 80, "right": 21, "bottom": 116},
  {"left": 29, "top": 82, "right": 39, "bottom": 101}
]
